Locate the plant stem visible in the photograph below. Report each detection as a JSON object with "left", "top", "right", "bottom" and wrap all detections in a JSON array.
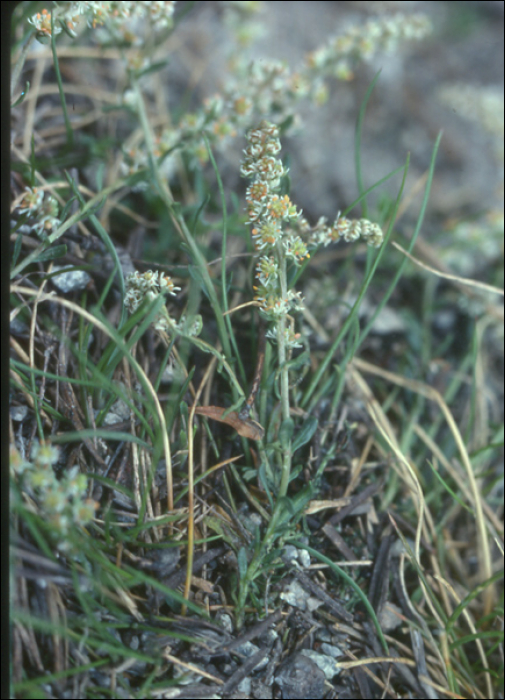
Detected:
[
  {"left": 276, "top": 246, "right": 292, "bottom": 498},
  {"left": 236, "top": 503, "right": 283, "bottom": 628}
]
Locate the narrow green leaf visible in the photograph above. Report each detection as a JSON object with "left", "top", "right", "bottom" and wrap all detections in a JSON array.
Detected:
[
  {"left": 33, "top": 244, "right": 67, "bottom": 263},
  {"left": 237, "top": 547, "right": 248, "bottom": 582},
  {"left": 292, "top": 415, "right": 318, "bottom": 453},
  {"left": 279, "top": 418, "right": 295, "bottom": 449}
]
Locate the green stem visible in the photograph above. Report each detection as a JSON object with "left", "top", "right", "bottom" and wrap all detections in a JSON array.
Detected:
[
  {"left": 275, "top": 246, "right": 292, "bottom": 498},
  {"left": 236, "top": 246, "right": 294, "bottom": 625},
  {"left": 236, "top": 503, "right": 283, "bottom": 627}
]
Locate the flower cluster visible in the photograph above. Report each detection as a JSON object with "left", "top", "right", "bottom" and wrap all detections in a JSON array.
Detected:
[
  {"left": 107, "top": 8, "right": 430, "bottom": 176},
  {"left": 241, "top": 121, "right": 309, "bottom": 332},
  {"left": 218, "top": 13, "right": 431, "bottom": 151},
  {"left": 306, "top": 13, "right": 432, "bottom": 80},
  {"left": 125, "top": 270, "right": 203, "bottom": 338},
  {"left": 24, "top": 5, "right": 430, "bottom": 187},
  {"left": 293, "top": 214, "right": 384, "bottom": 249},
  {"left": 15, "top": 186, "right": 61, "bottom": 239},
  {"left": 124, "top": 269, "right": 187, "bottom": 334},
  {"left": 28, "top": 1, "right": 176, "bottom": 44},
  {"left": 241, "top": 121, "right": 384, "bottom": 334},
  {"left": 28, "top": 8, "right": 64, "bottom": 40},
  {"left": 125, "top": 269, "right": 179, "bottom": 309},
  {"left": 334, "top": 217, "right": 384, "bottom": 247},
  {"left": 10, "top": 441, "right": 98, "bottom": 551}
]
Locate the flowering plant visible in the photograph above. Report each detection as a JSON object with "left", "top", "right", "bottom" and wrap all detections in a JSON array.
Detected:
[{"left": 13, "top": 7, "right": 502, "bottom": 698}]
